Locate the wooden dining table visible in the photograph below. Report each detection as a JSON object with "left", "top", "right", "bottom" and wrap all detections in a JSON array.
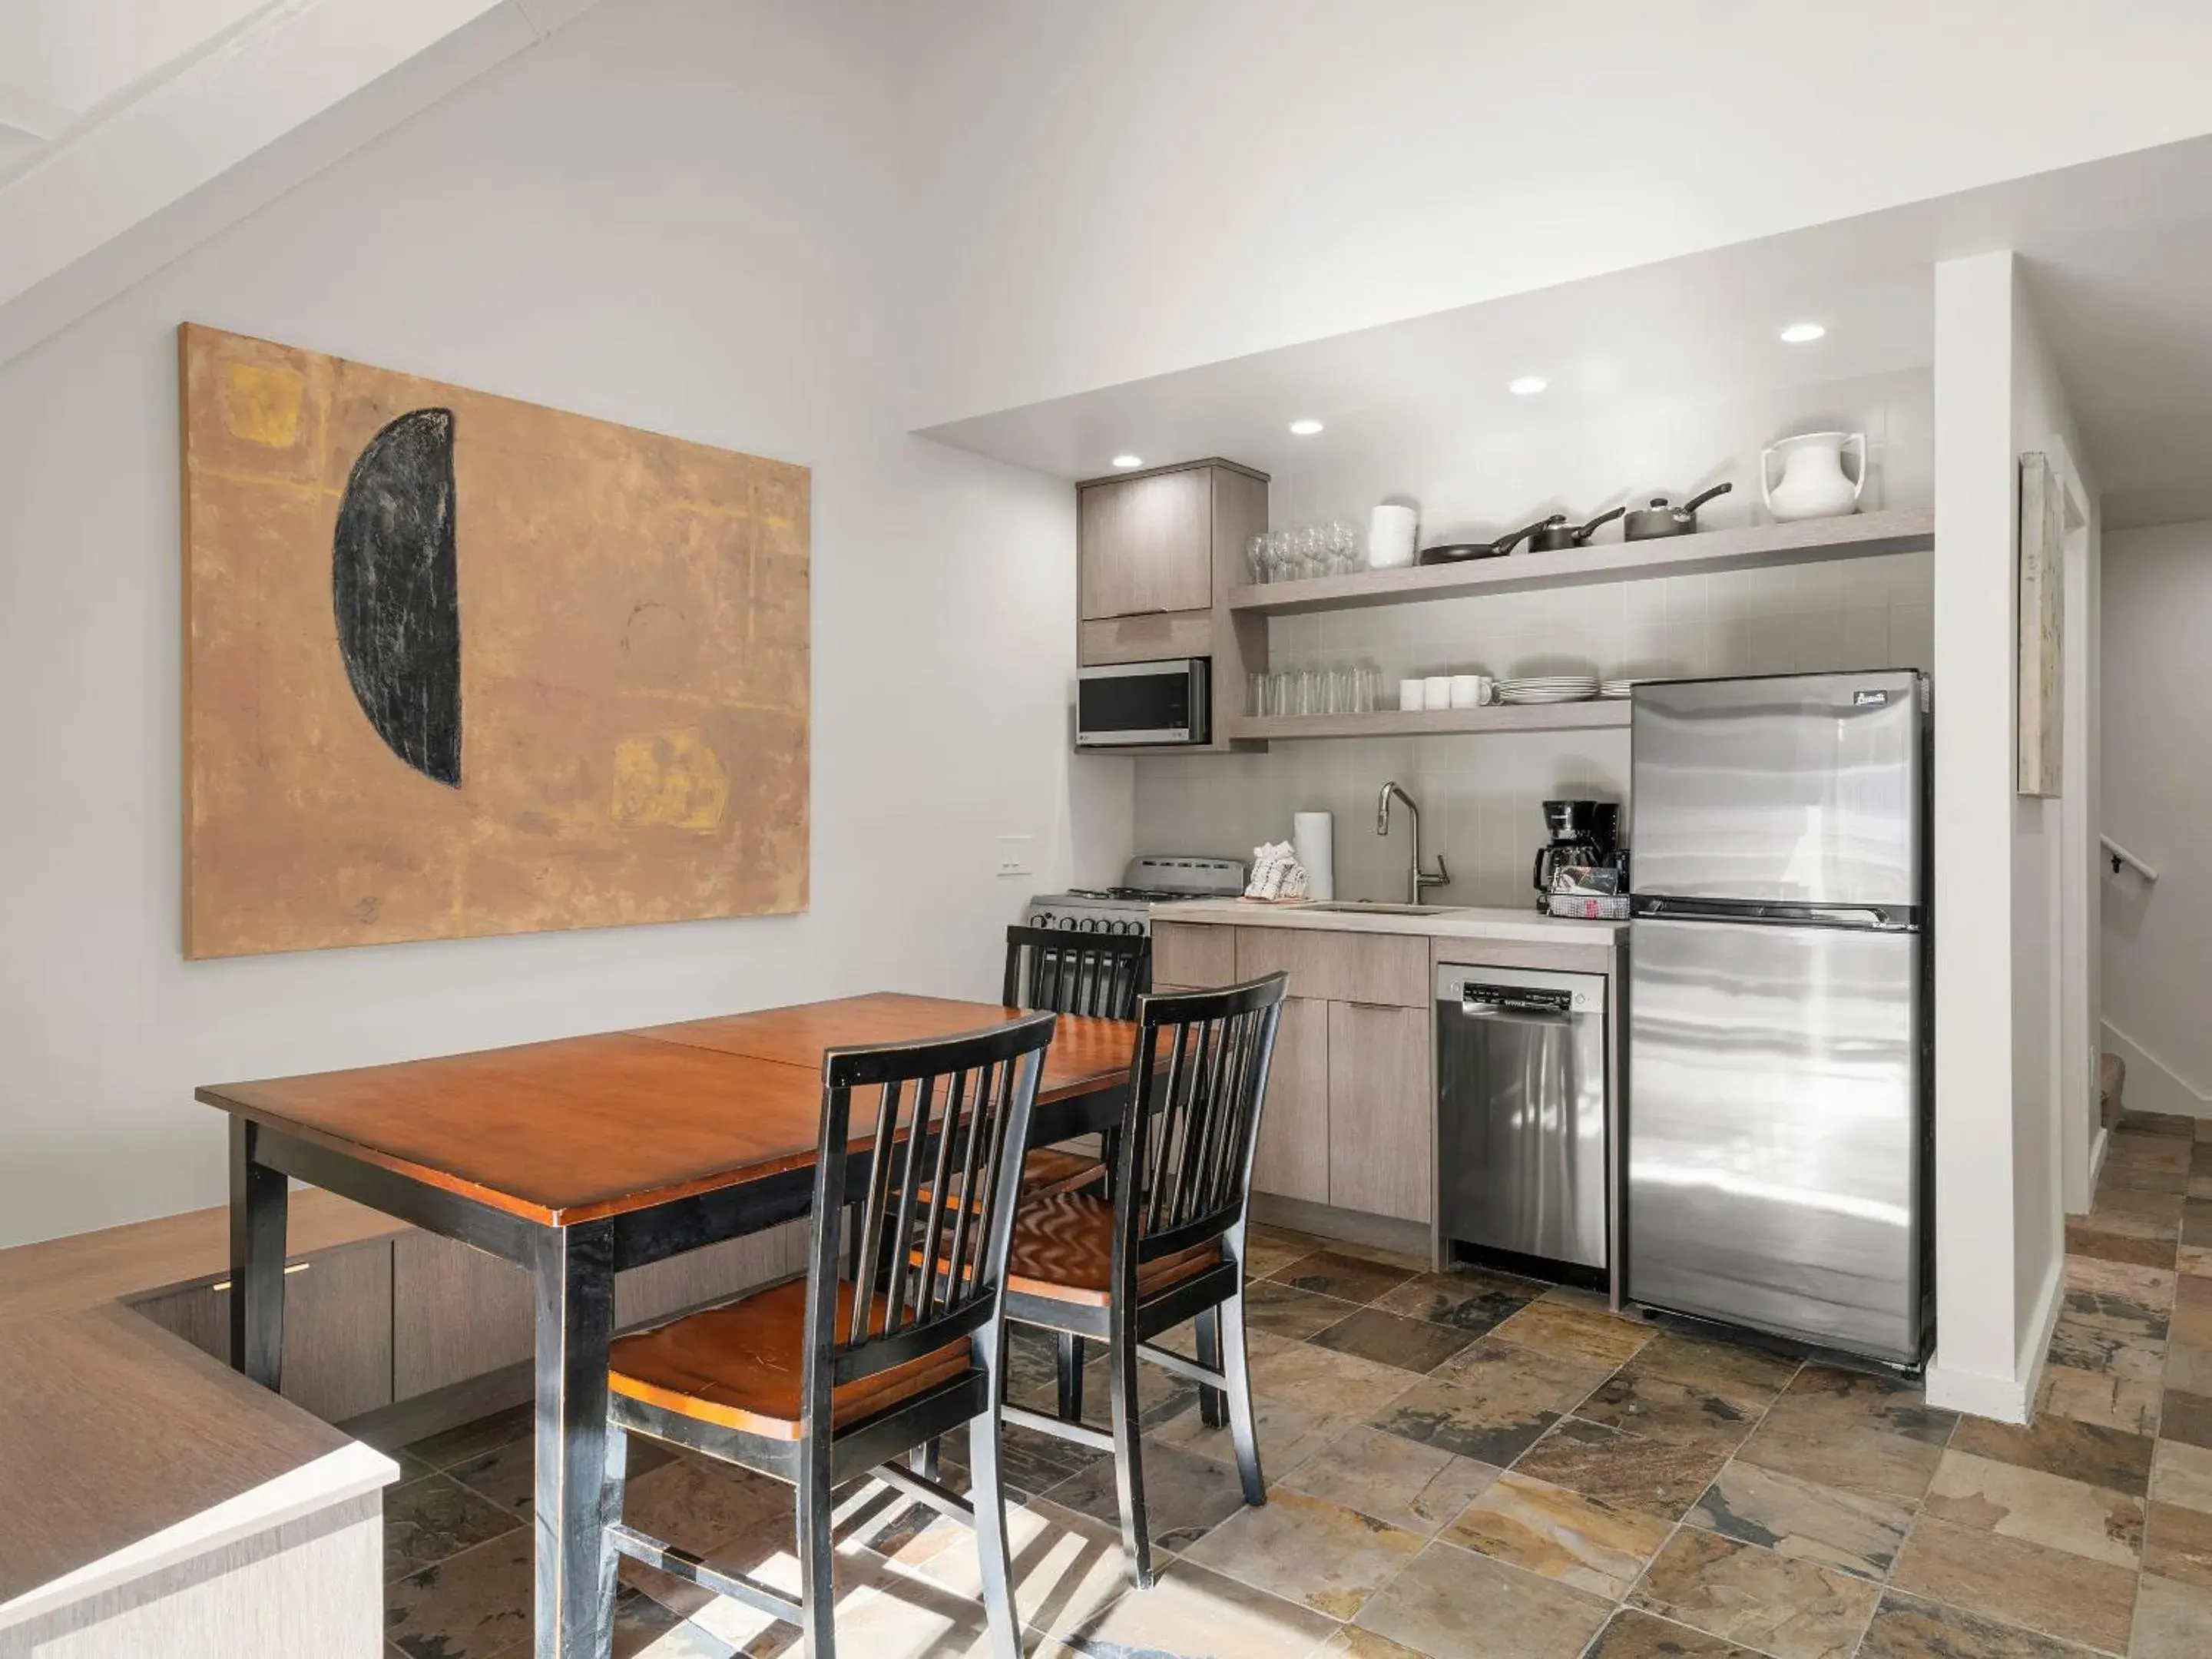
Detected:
[{"left": 197, "top": 992, "right": 1139, "bottom": 1659}]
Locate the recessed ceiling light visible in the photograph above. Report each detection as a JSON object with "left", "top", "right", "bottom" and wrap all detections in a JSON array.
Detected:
[
  {"left": 1507, "top": 376, "right": 1548, "bottom": 396},
  {"left": 1111, "top": 454, "right": 1143, "bottom": 469},
  {"left": 1288, "top": 419, "right": 1324, "bottom": 435},
  {"left": 1780, "top": 322, "right": 1826, "bottom": 343}
]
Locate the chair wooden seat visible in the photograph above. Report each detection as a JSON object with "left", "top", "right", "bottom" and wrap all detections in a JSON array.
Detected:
[
  {"left": 608, "top": 1276, "right": 971, "bottom": 1442},
  {"left": 1020, "top": 1147, "right": 1106, "bottom": 1197},
  {"left": 1005, "top": 1190, "right": 1220, "bottom": 1307}
]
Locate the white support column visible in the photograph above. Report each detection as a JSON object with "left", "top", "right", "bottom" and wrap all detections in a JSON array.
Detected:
[{"left": 1926, "top": 250, "right": 2030, "bottom": 1420}]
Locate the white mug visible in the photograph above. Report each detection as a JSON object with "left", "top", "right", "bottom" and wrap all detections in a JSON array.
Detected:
[
  {"left": 1449, "top": 674, "right": 1488, "bottom": 708},
  {"left": 1398, "top": 678, "right": 1425, "bottom": 712},
  {"left": 1368, "top": 505, "right": 1419, "bottom": 569},
  {"left": 1422, "top": 675, "right": 1454, "bottom": 711}
]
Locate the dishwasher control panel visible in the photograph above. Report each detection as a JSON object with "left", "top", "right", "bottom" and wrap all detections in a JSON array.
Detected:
[{"left": 1435, "top": 964, "right": 1606, "bottom": 1014}]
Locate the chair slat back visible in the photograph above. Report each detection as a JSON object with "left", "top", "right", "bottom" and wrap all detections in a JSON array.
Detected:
[
  {"left": 802, "top": 1012, "right": 1056, "bottom": 1403},
  {"left": 1111, "top": 975, "right": 1287, "bottom": 1267},
  {"left": 1002, "top": 925, "right": 1150, "bottom": 1021}
]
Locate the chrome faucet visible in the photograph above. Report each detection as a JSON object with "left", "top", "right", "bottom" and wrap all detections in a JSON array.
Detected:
[{"left": 1376, "top": 781, "right": 1449, "bottom": 905}]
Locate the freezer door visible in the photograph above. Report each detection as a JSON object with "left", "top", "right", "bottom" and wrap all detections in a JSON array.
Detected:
[
  {"left": 1631, "top": 672, "right": 1923, "bottom": 906},
  {"left": 1627, "top": 916, "right": 1924, "bottom": 1362}
]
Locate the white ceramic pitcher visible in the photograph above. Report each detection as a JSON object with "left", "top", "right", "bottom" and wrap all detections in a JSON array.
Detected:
[{"left": 1760, "top": 431, "right": 1866, "bottom": 522}]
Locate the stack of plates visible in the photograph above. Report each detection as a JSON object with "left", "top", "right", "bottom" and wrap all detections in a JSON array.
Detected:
[
  {"left": 1497, "top": 675, "right": 1598, "bottom": 704},
  {"left": 1600, "top": 679, "right": 1638, "bottom": 699}
]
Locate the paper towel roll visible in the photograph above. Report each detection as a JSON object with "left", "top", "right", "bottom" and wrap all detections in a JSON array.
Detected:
[{"left": 1292, "top": 812, "right": 1335, "bottom": 902}]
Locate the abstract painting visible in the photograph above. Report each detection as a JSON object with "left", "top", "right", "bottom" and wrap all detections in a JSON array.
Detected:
[
  {"left": 180, "top": 324, "right": 809, "bottom": 958},
  {"left": 2017, "top": 450, "right": 2064, "bottom": 797}
]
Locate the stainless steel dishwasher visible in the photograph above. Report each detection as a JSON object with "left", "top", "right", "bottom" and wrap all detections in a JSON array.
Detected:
[{"left": 1435, "top": 963, "right": 1608, "bottom": 1272}]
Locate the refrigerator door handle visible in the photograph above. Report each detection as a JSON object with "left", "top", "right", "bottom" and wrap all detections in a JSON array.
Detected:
[{"left": 1631, "top": 896, "right": 1919, "bottom": 931}]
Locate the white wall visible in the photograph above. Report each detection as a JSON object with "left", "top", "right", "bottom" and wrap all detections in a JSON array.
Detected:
[
  {"left": 0, "top": 0, "right": 1131, "bottom": 1248},
  {"left": 899, "top": 0, "right": 2212, "bottom": 426},
  {"left": 1926, "top": 251, "right": 2093, "bottom": 1422},
  {"left": 2008, "top": 279, "right": 2097, "bottom": 1355},
  {"left": 2101, "top": 520, "right": 2212, "bottom": 1118},
  {"left": 1132, "top": 372, "right": 1933, "bottom": 899}
]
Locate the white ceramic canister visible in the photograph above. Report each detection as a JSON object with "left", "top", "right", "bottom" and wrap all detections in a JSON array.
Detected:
[
  {"left": 1761, "top": 431, "right": 1866, "bottom": 522},
  {"left": 1368, "top": 504, "right": 1419, "bottom": 569}
]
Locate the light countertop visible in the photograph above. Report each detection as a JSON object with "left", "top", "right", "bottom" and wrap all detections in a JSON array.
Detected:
[{"left": 1151, "top": 898, "right": 1626, "bottom": 944}]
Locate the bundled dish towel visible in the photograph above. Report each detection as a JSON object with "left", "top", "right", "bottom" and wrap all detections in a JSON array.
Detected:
[{"left": 1243, "top": 841, "right": 1310, "bottom": 901}]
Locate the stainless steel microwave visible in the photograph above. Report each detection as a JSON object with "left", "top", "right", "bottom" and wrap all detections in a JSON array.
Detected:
[{"left": 1077, "top": 657, "right": 1210, "bottom": 747}]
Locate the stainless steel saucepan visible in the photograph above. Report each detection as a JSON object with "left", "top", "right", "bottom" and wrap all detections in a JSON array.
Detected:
[
  {"left": 1528, "top": 505, "right": 1626, "bottom": 552},
  {"left": 1621, "top": 482, "right": 1731, "bottom": 541}
]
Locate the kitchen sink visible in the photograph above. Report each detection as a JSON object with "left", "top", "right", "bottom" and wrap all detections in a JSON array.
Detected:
[{"left": 1301, "top": 901, "right": 1466, "bottom": 916}]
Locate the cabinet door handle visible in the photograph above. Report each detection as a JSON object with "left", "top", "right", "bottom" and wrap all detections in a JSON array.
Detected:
[{"left": 1344, "top": 998, "right": 1405, "bottom": 1011}]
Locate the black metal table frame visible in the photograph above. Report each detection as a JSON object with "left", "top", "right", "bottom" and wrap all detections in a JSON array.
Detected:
[{"left": 225, "top": 1080, "right": 1125, "bottom": 1659}]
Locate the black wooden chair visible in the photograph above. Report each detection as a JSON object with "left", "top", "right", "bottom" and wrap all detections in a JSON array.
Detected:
[
  {"left": 1002, "top": 924, "right": 1151, "bottom": 1022},
  {"left": 995, "top": 974, "right": 1288, "bottom": 1588},
  {"left": 600, "top": 1010, "right": 1057, "bottom": 1659},
  {"left": 1002, "top": 925, "right": 1151, "bottom": 1203}
]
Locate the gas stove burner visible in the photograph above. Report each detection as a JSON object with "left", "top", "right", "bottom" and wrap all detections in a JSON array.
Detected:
[{"left": 1025, "top": 855, "right": 1247, "bottom": 939}]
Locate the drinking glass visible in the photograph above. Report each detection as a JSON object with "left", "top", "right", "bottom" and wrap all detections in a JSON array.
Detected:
[
  {"left": 1268, "top": 669, "right": 1293, "bottom": 716},
  {"left": 1249, "top": 671, "right": 1269, "bottom": 717},
  {"left": 1356, "top": 663, "right": 1382, "bottom": 713},
  {"left": 1330, "top": 664, "right": 1356, "bottom": 714},
  {"left": 1247, "top": 535, "right": 1270, "bottom": 584},
  {"left": 1296, "top": 667, "right": 1322, "bottom": 716},
  {"left": 1327, "top": 521, "right": 1359, "bottom": 576}
]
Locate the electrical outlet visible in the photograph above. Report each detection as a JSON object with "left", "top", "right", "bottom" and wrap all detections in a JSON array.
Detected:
[{"left": 995, "top": 836, "right": 1033, "bottom": 877}]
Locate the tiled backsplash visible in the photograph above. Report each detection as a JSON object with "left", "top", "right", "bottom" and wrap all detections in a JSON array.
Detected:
[
  {"left": 1134, "top": 367, "right": 1936, "bottom": 909},
  {"left": 1141, "top": 547, "right": 1932, "bottom": 908}
]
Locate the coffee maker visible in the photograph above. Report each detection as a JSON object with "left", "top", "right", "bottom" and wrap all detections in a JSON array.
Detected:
[{"left": 1531, "top": 799, "right": 1625, "bottom": 911}]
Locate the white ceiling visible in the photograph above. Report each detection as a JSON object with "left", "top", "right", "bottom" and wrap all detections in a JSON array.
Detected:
[
  {"left": 0, "top": 0, "right": 600, "bottom": 369},
  {"left": 919, "top": 134, "right": 2212, "bottom": 531},
  {"left": 0, "top": 0, "right": 276, "bottom": 169},
  {"left": 918, "top": 241, "right": 1936, "bottom": 488}
]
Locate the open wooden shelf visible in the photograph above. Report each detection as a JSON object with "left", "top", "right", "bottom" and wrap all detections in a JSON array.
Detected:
[
  {"left": 1227, "top": 508, "right": 1934, "bottom": 617},
  {"left": 1224, "top": 700, "right": 1631, "bottom": 742}
]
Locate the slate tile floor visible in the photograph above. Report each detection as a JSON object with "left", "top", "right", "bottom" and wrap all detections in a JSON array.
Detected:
[{"left": 381, "top": 1114, "right": 2212, "bottom": 1656}]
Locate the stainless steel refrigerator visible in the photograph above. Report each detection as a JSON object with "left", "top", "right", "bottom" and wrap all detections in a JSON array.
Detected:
[{"left": 1627, "top": 671, "right": 1932, "bottom": 1366}]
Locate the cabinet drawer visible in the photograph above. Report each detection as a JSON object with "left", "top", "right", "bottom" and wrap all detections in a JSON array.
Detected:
[
  {"left": 1328, "top": 1002, "right": 1433, "bottom": 1224},
  {"left": 1235, "top": 927, "right": 1427, "bottom": 1007},
  {"left": 1153, "top": 921, "right": 1237, "bottom": 988},
  {"left": 134, "top": 1238, "right": 395, "bottom": 1423},
  {"left": 1079, "top": 611, "right": 1212, "bottom": 667}
]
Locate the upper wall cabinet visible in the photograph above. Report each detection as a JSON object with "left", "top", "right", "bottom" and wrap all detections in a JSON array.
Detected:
[{"left": 1078, "top": 464, "right": 1220, "bottom": 621}]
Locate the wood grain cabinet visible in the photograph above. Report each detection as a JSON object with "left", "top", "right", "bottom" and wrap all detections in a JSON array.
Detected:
[
  {"left": 1326, "top": 1002, "right": 1433, "bottom": 1223},
  {"left": 1153, "top": 920, "right": 1237, "bottom": 989},
  {"left": 1153, "top": 922, "right": 1436, "bottom": 1220},
  {"left": 391, "top": 1231, "right": 535, "bottom": 1399},
  {"left": 132, "top": 1237, "right": 395, "bottom": 1423},
  {"left": 1251, "top": 996, "right": 1331, "bottom": 1204},
  {"left": 1074, "top": 462, "right": 1270, "bottom": 752},
  {"left": 1078, "top": 466, "right": 1216, "bottom": 621}
]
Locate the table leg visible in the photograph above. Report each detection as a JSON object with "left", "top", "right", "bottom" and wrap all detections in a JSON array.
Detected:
[
  {"left": 227, "top": 1118, "right": 287, "bottom": 1388},
  {"left": 532, "top": 1220, "right": 619, "bottom": 1659}
]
